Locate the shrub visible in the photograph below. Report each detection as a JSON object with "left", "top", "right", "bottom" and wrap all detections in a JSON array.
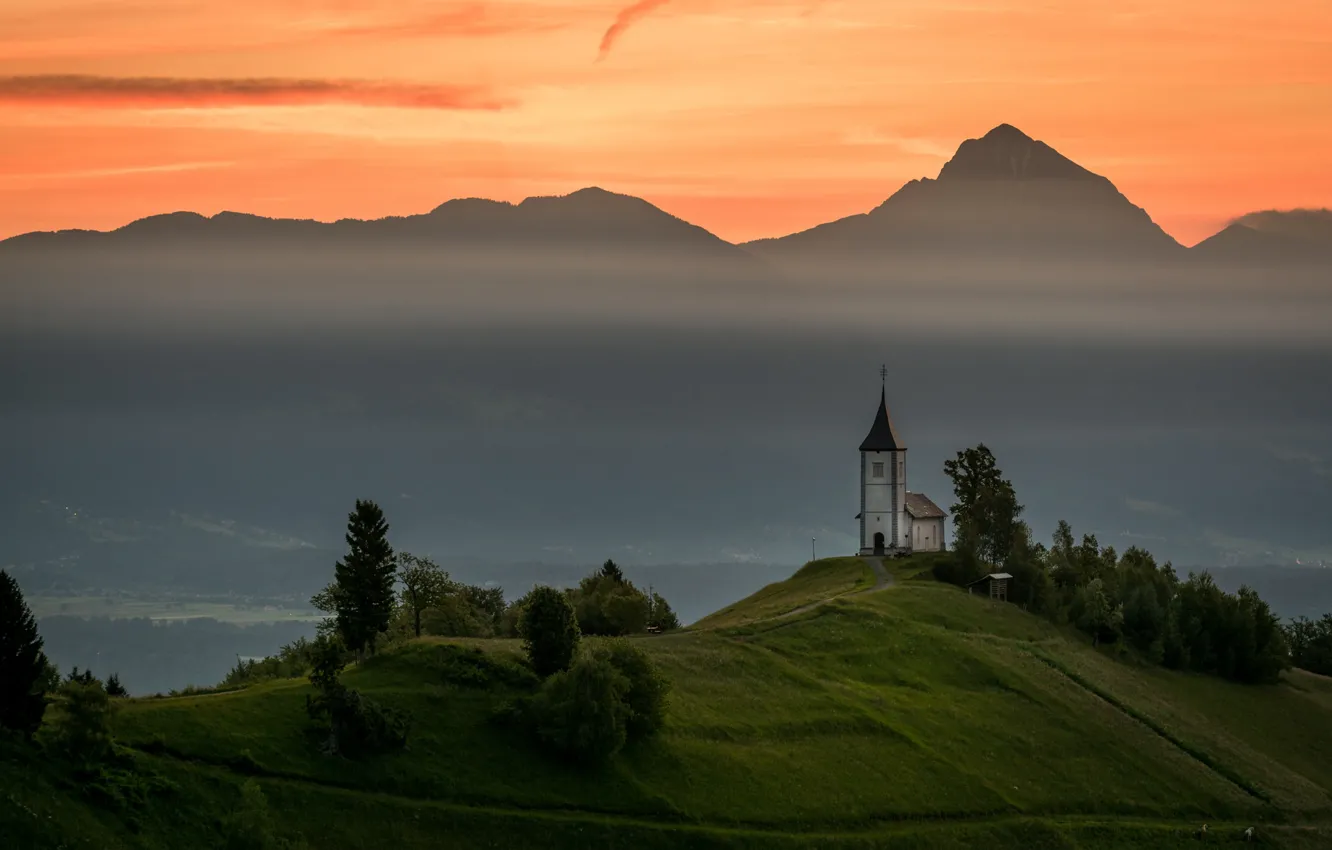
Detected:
[
  {"left": 303, "top": 633, "right": 409, "bottom": 758},
  {"left": 42, "top": 679, "right": 116, "bottom": 766},
  {"left": 518, "top": 587, "right": 581, "bottom": 677},
  {"left": 219, "top": 780, "right": 307, "bottom": 850},
  {"left": 530, "top": 654, "right": 630, "bottom": 765},
  {"left": 931, "top": 549, "right": 983, "bottom": 588},
  {"left": 220, "top": 637, "right": 318, "bottom": 689},
  {"left": 432, "top": 645, "right": 538, "bottom": 690},
  {"left": 592, "top": 640, "right": 669, "bottom": 740},
  {"left": 306, "top": 685, "right": 410, "bottom": 758}
]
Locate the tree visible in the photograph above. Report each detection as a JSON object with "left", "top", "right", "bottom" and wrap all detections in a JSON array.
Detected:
[
  {"left": 1073, "top": 578, "right": 1122, "bottom": 647},
  {"left": 0, "top": 570, "right": 50, "bottom": 737},
  {"left": 647, "top": 590, "right": 680, "bottom": 632},
  {"left": 519, "top": 587, "right": 581, "bottom": 677},
  {"left": 531, "top": 654, "right": 630, "bottom": 765},
  {"left": 593, "top": 640, "right": 670, "bottom": 740},
  {"left": 43, "top": 679, "right": 116, "bottom": 765},
  {"left": 331, "top": 500, "right": 396, "bottom": 655},
  {"left": 1286, "top": 614, "right": 1332, "bottom": 676},
  {"left": 943, "top": 445, "right": 1024, "bottom": 567},
  {"left": 599, "top": 559, "right": 625, "bottom": 584},
  {"left": 104, "top": 673, "right": 129, "bottom": 698},
  {"left": 396, "top": 552, "right": 455, "bottom": 639}
]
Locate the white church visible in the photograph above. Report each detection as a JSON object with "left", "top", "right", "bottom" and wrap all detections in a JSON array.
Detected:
[{"left": 854, "top": 380, "right": 948, "bottom": 556}]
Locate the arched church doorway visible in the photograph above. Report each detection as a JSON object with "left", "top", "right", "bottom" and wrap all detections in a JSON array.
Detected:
[{"left": 873, "top": 532, "right": 885, "bottom": 556}]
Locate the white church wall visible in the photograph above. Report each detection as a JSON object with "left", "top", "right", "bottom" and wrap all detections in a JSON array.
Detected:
[
  {"left": 911, "top": 517, "right": 945, "bottom": 552},
  {"left": 861, "top": 449, "right": 908, "bottom": 551}
]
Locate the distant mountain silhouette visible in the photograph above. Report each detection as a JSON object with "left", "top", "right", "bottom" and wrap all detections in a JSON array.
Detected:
[
  {"left": 0, "top": 187, "right": 757, "bottom": 268},
  {"left": 744, "top": 124, "right": 1182, "bottom": 262},
  {"left": 1192, "top": 209, "right": 1332, "bottom": 265}
]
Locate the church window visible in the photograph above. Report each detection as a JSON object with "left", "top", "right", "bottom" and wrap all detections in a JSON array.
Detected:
[{"left": 872, "top": 462, "right": 884, "bottom": 477}]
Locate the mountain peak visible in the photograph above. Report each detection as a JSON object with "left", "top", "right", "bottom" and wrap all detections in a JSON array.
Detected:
[{"left": 938, "top": 124, "right": 1101, "bottom": 183}]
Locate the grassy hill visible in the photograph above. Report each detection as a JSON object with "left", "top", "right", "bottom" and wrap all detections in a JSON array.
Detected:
[{"left": 5, "top": 555, "right": 1332, "bottom": 848}]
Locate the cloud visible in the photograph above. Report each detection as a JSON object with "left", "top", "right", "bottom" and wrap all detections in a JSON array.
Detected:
[
  {"left": 598, "top": 0, "right": 673, "bottom": 61},
  {"left": 0, "top": 161, "right": 236, "bottom": 185},
  {"left": 1263, "top": 444, "right": 1331, "bottom": 478},
  {"left": 0, "top": 75, "right": 510, "bottom": 110}
]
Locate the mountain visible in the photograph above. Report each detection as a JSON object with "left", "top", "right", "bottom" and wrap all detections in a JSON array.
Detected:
[
  {"left": 6, "top": 555, "right": 1331, "bottom": 848},
  {"left": 0, "top": 186, "right": 758, "bottom": 269},
  {"left": 745, "top": 124, "right": 1183, "bottom": 263},
  {"left": 1192, "top": 209, "right": 1332, "bottom": 265}
]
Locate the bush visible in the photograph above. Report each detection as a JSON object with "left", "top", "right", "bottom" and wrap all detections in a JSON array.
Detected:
[
  {"left": 931, "top": 549, "right": 983, "bottom": 588},
  {"left": 530, "top": 654, "right": 630, "bottom": 766},
  {"left": 219, "top": 780, "right": 307, "bottom": 850},
  {"left": 303, "top": 632, "right": 409, "bottom": 758},
  {"left": 592, "top": 640, "right": 669, "bottom": 740},
  {"left": 431, "top": 645, "right": 538, "bottom": 690},
  {"left": 220, "top": 637, "right": 318, "bottom": 689},
  {"left": 306, "top": 685, "right": 410, "bottom": 758},
  {"left": 518, "top": 587, "right": 581, "bottom": 677},
  {"left": 42, "top": 679, "right": 116, "bottom": 766}
]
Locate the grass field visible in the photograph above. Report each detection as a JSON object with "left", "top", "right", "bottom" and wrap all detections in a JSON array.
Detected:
[{"left": 6, "top": 554, "right": 1332, "bottom": 848}]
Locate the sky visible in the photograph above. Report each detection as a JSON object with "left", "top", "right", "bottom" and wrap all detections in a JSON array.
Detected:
[{"left": 1, "top": 0, "right": 1329, "bottom": 246}]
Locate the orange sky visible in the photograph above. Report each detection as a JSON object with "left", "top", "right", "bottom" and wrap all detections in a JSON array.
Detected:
[{"left": 1, "top": 0, "right": 1329, "bottom": 245}]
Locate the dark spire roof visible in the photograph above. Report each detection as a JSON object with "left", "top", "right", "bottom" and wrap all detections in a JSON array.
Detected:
[{"left": 859, "top": 386, "right": 905, "bottom": 452}]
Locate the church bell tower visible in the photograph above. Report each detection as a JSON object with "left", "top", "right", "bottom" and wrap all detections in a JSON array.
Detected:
[{"left": 858, "top": 367, "right": 908, "bottom": 555}]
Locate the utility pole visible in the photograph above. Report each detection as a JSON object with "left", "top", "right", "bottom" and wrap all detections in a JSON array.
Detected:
[{"left": 812, "top": 537, "right": 817, "bottom": 561}]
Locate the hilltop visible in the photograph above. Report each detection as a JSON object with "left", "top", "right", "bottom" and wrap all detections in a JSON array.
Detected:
[{"left": 5, "top": 554, "right": 1332, "bottom": 848}]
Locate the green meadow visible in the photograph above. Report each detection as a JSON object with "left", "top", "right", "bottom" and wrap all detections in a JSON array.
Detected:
[{"left": 5, "top": 555, "right": 1332, "bottom": 848}]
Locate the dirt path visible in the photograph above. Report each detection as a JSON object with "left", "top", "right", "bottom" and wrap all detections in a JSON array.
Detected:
[{"left": 770, "top": 556, "right": 896, "bottom": 622}]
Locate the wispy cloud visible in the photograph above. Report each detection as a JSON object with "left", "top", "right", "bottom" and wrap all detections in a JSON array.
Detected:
[
  {"left": 0, "top": 75, "right": 511, "bottom": 110},
  {"left": 0, "top": 161, "right": 235, "bottom": 184},
  {"left": 598, "top": 0, "right": 673, "bottom": 61},
  {"left": 1263, "top": 444, "right": 1331, "bottom": 478}
]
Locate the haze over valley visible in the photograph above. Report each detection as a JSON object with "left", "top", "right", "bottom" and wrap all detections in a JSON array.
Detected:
[{"left": 3, "top": 126, "right": 1331, "bottom": 693}]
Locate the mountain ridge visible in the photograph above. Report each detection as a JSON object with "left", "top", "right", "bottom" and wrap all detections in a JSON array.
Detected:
[{"left": 2, "top": 127, "right": 1326, "bottom": 268}]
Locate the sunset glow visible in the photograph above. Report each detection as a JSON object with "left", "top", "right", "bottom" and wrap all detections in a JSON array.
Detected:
[{"left": 2, "top": 0, "right": 1329, "bottom": 245}]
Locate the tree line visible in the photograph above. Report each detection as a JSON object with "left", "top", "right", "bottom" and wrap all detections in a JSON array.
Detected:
[{"left": 939, "top": 444, "right": 1327, "bottom": 685}]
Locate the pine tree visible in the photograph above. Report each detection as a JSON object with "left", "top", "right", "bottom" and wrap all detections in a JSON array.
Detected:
[
  {"left": 333, "top": 500, "right": 396, "bottom": 655},
  {"left": 0, "top": 570, "right": 50, "bottom": 736}
]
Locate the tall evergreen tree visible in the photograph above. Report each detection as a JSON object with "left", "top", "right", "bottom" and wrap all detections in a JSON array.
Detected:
[
  {"left": 0, "top": 569, "right": 50, "bottom": 736},
  {"left": 333, "top": 500, "right": 396, "bottom": 655}
]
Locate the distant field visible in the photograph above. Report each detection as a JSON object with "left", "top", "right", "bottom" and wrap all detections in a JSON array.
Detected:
[{"left": 28, "top": 595, "right": 322, "bottom": 624}]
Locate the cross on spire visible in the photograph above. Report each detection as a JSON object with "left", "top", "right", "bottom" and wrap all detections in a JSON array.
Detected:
[{"left": 879, "top": 363, "right": 887, "bottom": 386}]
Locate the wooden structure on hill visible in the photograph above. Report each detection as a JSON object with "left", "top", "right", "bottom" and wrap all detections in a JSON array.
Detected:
[{"left": 967, "top": 573, "right": 1012, "bottom": 602}]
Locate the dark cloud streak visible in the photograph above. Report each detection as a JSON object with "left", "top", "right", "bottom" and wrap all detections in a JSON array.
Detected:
[
  {"left": 598, "top": 0, "right": 672, "bottom": 61},
  {"left": 0, "top": 75, "right": 511, "bottom": 110}
]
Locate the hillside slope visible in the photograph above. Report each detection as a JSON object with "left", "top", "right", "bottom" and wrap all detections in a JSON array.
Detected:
[{"left": 5, "top": 556, "right": 1332, "bottom": 848}]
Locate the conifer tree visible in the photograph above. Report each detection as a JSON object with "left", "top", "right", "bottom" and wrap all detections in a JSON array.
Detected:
[
  {"left": 333, "top": 500, "right": 396, "bottom": 655},
  {"left": 0, "top": 569, "right": 50, "bottom": 736}
]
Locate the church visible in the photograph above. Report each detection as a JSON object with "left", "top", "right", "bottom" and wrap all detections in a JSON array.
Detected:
[{"left": 854, "top": 378, "right": 948, "bottom": 556}]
